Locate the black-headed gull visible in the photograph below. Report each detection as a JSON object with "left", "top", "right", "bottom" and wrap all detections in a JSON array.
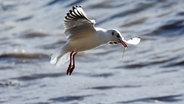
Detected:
[{"left": 50, "top": 6, "right": 140, "bottom": 75}]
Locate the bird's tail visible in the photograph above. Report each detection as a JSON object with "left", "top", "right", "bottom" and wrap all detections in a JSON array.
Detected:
[{"left": 50, "top": 49, "right": 69, "bottom": 66}]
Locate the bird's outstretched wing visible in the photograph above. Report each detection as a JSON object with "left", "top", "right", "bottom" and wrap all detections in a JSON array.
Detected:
[{"left": 64, "top": 6, "right": 96, "bottom": 39}]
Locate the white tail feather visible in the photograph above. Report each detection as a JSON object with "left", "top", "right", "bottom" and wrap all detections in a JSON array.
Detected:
[
  {"left": 55, "top": 53, "right": 70, "bottom": 67},
  {"left": 50, "top": 49, "right": 69, "bottom": 66}
]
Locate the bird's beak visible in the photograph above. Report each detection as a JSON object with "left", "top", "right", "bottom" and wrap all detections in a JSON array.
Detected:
[{"left": 120, "top": 40, "right": 127, "bottom": 48}]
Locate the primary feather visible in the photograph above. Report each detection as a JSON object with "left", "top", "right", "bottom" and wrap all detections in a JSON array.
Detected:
[{"left": 64, "top": 6, "right": 96, "bottom": 39}]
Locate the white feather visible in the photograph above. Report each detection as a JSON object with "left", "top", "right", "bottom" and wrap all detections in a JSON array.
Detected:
[
  {"left": 50, "top": 49, "right": 69, "bottom": 66},
  {"left": 125, "top": 37, "right": 141, "bottom": 45},
  {"left": 55, "top": 53, "right": 70, "bottom": 67}
]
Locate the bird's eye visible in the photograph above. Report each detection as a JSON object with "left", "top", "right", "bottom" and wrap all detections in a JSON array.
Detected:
[
  {"left": 112, "top": 32, "right": 114, "bottom": 36},
  {"left": 116, "top": 34, "right": 120, "bottom": 38}
]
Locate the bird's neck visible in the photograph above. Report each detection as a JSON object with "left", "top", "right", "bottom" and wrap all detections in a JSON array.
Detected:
[{"left": 95, "top": 27, "right": 112, "bottom": 44}]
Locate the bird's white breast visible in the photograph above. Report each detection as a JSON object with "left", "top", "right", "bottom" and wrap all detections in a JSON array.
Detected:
[{"left": 67, "top": 35, "right": 103, "bottom": 52}]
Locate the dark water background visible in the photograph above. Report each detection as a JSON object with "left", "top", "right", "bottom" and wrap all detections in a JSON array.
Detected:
[{"left": 1, "top": 0, "right": 184, "bottom": 104}]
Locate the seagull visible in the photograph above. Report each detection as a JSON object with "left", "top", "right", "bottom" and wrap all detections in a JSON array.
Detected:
[{"left": 50, "top": 6, "right": 140, "bottom": 75}]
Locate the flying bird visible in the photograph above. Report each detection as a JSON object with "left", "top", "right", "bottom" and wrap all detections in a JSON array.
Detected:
[{"left": 50, "top": 6, "right": 140, "bottom": 75}]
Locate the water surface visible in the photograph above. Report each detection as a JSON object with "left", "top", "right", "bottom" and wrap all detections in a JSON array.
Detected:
[{"left": 0, "top": 0, "right": 184, "bottom": 104}]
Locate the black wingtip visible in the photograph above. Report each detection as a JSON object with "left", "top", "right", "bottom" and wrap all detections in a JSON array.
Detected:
[
  {"left": 67, "top": 13, "right": 74, "bottom": 18},
  {"left": 72, "top": 6, "right": 75, "bottom": 10},
  {"left": 69, "top": 10, "right": 73, "bottom": 13},
  {"left": 73, "top": 5, "right": 82, "bottom": 8},
  {"left": 64, "top": 5, "right": 88, "bottom": 22},
  {"left": 65, "top": 16, "right": 72, "bottom": 21}
]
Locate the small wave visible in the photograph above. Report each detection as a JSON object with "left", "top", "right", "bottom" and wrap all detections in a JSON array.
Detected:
[
  {"left": 147, "top": 19, "right": 184, "bottom": 37},
  {"left": 42, "top": 39, "right": 66, "bottom": 49},
  {"left": 0, "top": 80, "right": 20, "bottom": 87},
  {"left": 16, "top": 15, "right": 33, "bottom": 22},
  {"left": 88, "top": 1, "right": 126, "bottom": 9},
  {"left": 96, "top": 1, "right": 154, "bottom": 25},
  {"left": 10, "top": 73, "right": 64, "bottom": 81},
  {"left": 120, "top": 17, "right": 147, "bottom": 27},
  {"left": 177, "top": 11, "right": 184, "bottom": 16},
  {"left": 20, "top": 30, "right": 50, "bottom": 39},
  {"left": 0, "top": 53, "right": 49, "bottom": 64},
  {"left": 0, "top": 66, "right": 13, "bottom": 70},
  {"left": 65, "top": 0, "right": 87, "bottom": 7},
  {"left": 117, "top": 94, "right": 183, "bottom": 103},
  {"left": 163, "top": 60, "right": 184, "bottom": 68},
  {"left": 88, "top": 85, "right": 140, "bottom": 90},
  {"left": 49, "top": 94, "right": 92, "bottom": 103},
  {"left": 0, "top": 1, "right": 18, "bottom": 11},
  {"left": 46, "top": 0, "right": 67, "bottom": 6},
  {"left": 0, "top": 53, "right": 49, "bottom": 60},
  {"left": 88, "top": 73, "right": 114, "bottom": 78},
  {"left": 114, "top": 56, "right": 179, "bottom": 69}
]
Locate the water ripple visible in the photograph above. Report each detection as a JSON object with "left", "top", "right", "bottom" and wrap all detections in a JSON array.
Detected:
[
  {"left": 97, "top": 1, "right": 154, "bottom": 25},
  {"left": 149, "top": 19, "right": 184, "bottom": 37},
  {"left": 10, "top": 73, "right": 64, "bottom": 81},
  {"left": 1, "top": 0, "right": 184, "bottom": 103},
  {"left": 49, "top": 94, "right": 92, "bottom": 103},
  {"left": 88, "top": 85, "right": 141, "bottom": 90},
  {"left": 0, "top": 80, "right": 20, "bottom": 87},
  {"left": 117, "top": 94, "right": 183, "bottom": 104}
]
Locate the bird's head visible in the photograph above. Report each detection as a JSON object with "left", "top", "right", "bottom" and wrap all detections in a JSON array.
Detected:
[{"left": 107, "top": 29, "right": 127, "bottom": 48}]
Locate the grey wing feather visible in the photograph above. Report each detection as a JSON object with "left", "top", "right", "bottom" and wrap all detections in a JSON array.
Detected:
[{"left": 64, "top": 6, "right": 96, "bottom": 39}]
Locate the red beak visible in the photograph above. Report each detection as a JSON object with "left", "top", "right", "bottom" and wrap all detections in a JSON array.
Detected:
[{"left": 120, "top": 40, "right": 127, "bottom": 47}]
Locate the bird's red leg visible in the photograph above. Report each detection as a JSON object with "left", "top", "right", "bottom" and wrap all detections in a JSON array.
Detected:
[
  {"left": 66, "top": 51, "right": 74, "bottom": 75},
  {"left": 68, "top": 52, "right": 77, "bottom": 75}
]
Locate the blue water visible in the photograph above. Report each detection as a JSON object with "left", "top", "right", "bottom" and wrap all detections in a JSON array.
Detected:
[{"left": 0, "top": 0, "right": 184, "bottom": 104}]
